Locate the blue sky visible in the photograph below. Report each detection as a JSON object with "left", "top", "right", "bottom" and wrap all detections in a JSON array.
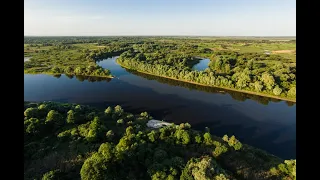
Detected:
[{"left": 24, "top": 0, "right": 296, "bottom": 36}]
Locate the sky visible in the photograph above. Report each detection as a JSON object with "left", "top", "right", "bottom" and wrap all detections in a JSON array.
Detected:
[{"left": 24, "top": 0, "right": 296, "bottom": 36}]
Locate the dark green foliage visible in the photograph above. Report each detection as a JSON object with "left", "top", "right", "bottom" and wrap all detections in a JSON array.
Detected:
[
  {"left": 24, "top": 101, "right": 295, "bottom": 180},
  {"left": 42, "top": 169, "right": 62, "bottom": 180},
  {"left": 24, "top": 107, "right": 39, "bottom": 118},
  {"left": 223, "top": 135, "right": 243, "bottom": 151},
  {"left": 180, "top": 156, "right": 230, "bottom": 180},
  {"left": 269, "top": 160, "right": 296, "bottom": 180},
  {"left": 66, "top": 110, "right": 75, "bottom": 124},
  {"left": 24, "top": 118, "right": 41, "bottom": 134}
]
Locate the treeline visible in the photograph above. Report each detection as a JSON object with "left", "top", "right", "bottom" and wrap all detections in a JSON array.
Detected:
[
  {"left": 126, "top": 69, "right": 295, "bottom": 106},
  {"left": 24, "top": 36, "right": 150, "bottom": 45},
  {"left": 117, "top": 46, "right": 296, "bottom": 100},
  {"left": 24, "top": 101, "right": 295, "bottom": 180},
  {"left": 51, "top": 65, "right": 112, "bottom": 77},
  {"left": 24, "top": 43, "right": 127, "bottom": 77}
]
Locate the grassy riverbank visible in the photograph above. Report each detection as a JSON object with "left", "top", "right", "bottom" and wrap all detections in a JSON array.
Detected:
[{"left": 117, "top": 59, "right": 296, "bottom": 102}]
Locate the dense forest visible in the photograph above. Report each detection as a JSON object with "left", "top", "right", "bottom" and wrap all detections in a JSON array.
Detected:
[
  {"left": 24, "top": 101, "right": 296, "bottom": 180},
  {"left": 117, "top": 43, "right": 295, "bottom": 101},
  {"left": 24, "top": 36, "right": 296, "bottom": 101}
]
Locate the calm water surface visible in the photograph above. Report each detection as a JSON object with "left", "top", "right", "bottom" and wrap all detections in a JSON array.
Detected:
[
  {"left": 24, "top": 57, "right": 296, "bottom": 159},
  {"left": 192, "top": 58, "right": 210, "bottom": 71}
]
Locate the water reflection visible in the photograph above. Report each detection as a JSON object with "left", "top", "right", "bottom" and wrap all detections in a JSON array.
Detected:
[
  {"left": 52, "top": 74, "right": 112, "bottom": 83},
  {"left": 125, "top": 69, "right": 295, "bottom": 106},
  {"left": 24, "top": 57, "right": 296, "bottom": 159},
  {"left": 192, "top": 58, "right": 210, "bottom": 71}
]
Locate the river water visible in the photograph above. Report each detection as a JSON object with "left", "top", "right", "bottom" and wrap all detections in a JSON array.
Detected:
[{"left": 24, "top": 56, "right": 296, "bottom": 159}]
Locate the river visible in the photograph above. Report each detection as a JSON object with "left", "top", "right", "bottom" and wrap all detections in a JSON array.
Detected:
[{"left": 24, "top": 56, "right": 296, "bottom": 159}]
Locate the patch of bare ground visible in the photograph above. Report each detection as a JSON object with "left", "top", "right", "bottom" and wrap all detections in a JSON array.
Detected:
[{"left": 272, "top": 50, "right": 295, "bottom": 54}]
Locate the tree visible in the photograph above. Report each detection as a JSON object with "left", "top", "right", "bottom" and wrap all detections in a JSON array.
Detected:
[
  {"left": 114, "top": 105, "right": 124, "bottom": 116},
  {"left": 65, "top": 66, "right": 73, "bottom": 74},
  {"left": 254, "top": 81, "right": 263, "bottom": 92},
  {"left": 38, "top": 104, "right": 48, "bottom": 110},
  {"left": 287, "top": 86, "right": 296, "bottom": 97},
  {"left": 215, "top": 58, "right": 223, "bottom": 70},
  {"left": 24, "top": 107, "right": 38, "bottom": 118},
  {"left": 273, "top": 86, "right": 282, "bottom": 96},
  {"left": 66, "top": 110, "right": 75, "bottom": 124},
  {"left": 45, "top": 110, "right": 63, "bottom": 127},
  {"left": 117, "top": 119, "right": 124, "bottom": 124},
  {"left": 51, "top": 66, "right": 61, "bottom": 73},
  {"left": 126, "top": 126, "right": 134, "bottom": 135},
  {"left": 74, "top": 67, "right": 84, "bottom": 75},
  {"left": 194, "top": 134, "right": 202, "bottom": 144},
  {"left": 181, "top": 156, "right": 221, "bottom": 180},
  {"left": 203, "top": 132, "right": 212, "bottom": 145},
  {"left": 213, "top": 144, "right": 228, "bottom": 157},
  {"left": 222, "top": 135, "right": 229, "bottom": 142},
  {"left": 228, "top": 135, "right": 242, "bottom": 150},
  {"left": 261, "top": 72, "right": 275, "bottom": 90},
  {"left": 105, "top": 106, "right": 113, "bottom": 114},
  {"left": 140, "top": 111, "right": 150, "bottom": 119},
  {"left": 148, "top": 130, "right": 159, "bottom": 142},
  {"left": 106, "top": 130, "right": 114, "bottom": 140},
  {"left": 181, "top": 131, "right": 191, "bottom": 145},
  {"left": 98, "top": 142, "right": 114, "bottom": 160},
  {"left": 80, "top": 153, "right": 110, "bottom": 180},
  {"left": 24, "top": 118, "right": 40, "bottom": 134}
]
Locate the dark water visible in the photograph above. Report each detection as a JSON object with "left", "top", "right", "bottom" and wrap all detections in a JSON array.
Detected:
[
  {"left": 24, "top": 57, "right": 296, "bottom": 159},
  {"left": 192, "top": 58, "right": 210, "bottom": 71}
]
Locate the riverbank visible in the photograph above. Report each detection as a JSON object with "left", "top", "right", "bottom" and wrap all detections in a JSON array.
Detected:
[{"left": 116, "top": 59, "right": 296, "bottom": 102}]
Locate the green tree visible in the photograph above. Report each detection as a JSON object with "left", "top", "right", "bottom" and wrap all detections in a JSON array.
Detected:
[
  {"left": 114, "top": 105, "right": 124, "bottom": 116},
  {"left": 287, "top": 86, "right": 296, "bottom": 97},
  {"left": 105, "top": 106, "right": 113, "bottom": 114},
  {"left": 66, "top": 110, "right": 75, "bottom": 124},
  {"left": 51, "top": 66, "right": 61, "bottom": 73},
  {"left": 24, "top": 118, "right": 40, "bottom": 134},
  {"left": 24, "top": 107, "right": 38, "bottom": 118},
  {"left": 148, "top": 130, "right": 159, "bottom": 142},
  {"left": 80, "top": 153, "right": 109, "bottom": 180},
  {"left": 98, "top": 142, "right": 114, "bottom": 160},
  {"left": 194, "top": 134, "right": 202, "bottom": 144},
  {"left": 181, "top": 156, "right": 222, "bottom": 180},
  {"left": 254, "top": 81, "right": 263, "bottom": 92},
  {"left": 106, "top": 130, "right": 114, "bottom": 140},
  {"left": 45, "top": 110, "right": 63, "bottom": 127},
  {"left": 273, "top": 86, "right": 282, "bottom": 96},
  {"left": 228, "top": 135, "right": 242, "bottom": 150},
  {"left": 203, "top": 132, "right": 212, "bottom": 145},
  {"left": 261, "top": 72, "right": 275, "bottom": 90},
  {"left": 117, "top": 119, "right": 124, "bottom": 124}
]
